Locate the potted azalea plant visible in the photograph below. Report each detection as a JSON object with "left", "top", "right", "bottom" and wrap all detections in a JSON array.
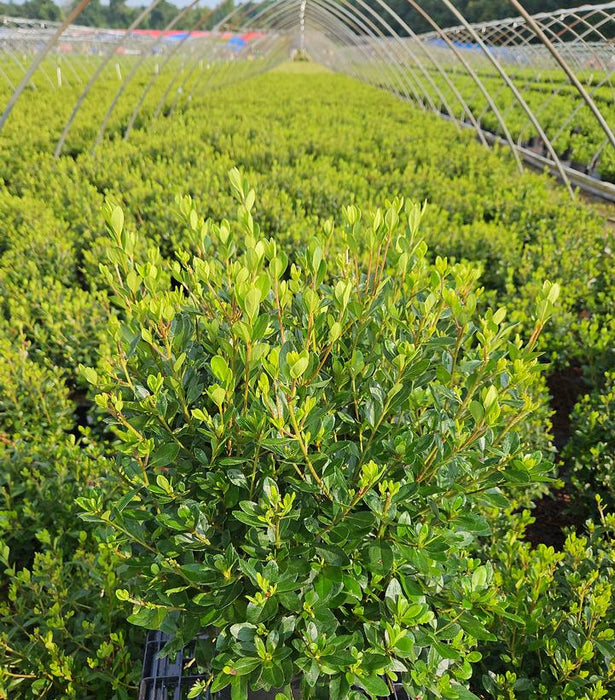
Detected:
[{"left": 80, "top": 169, "right": 557, "bottom": 699}]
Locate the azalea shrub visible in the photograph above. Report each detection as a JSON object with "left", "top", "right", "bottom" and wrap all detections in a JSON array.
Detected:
[
  {"left": 563, "top": 370, "right": 615, "bottom": 511},
  {"left": 0, "top": 336, "right": 140, "bottom": 698},
  {"left": 479, "top": 505, "right": 615, "bottom": 699},
  {"left": 0, "top": 334, "right": 73, "bottom": 439},
  {"left": 80, "top": 171, "right": 558, "bottom": 699}
]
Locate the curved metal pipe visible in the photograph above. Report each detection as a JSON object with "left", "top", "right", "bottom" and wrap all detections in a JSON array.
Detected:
[
  {"left": 159, "top": 0, "right": 282, "bottom": 118},
  {"left": 302, "top": 0, "right": 422, "bottom": 105},
  {"left": 437, "top": 0, "right": 573, "bottom": 197},
  {"left": 131, "top": 0, "right": 270, "bottom": 129},
  {"left": 181, "top": 0, "right": 396, "bottom": 105},
  {"left": 0, "top": 0, "right": 90, "bottom": 131},
  {"left": 0, "top": 63, "right": 15, "bottom": 92},
  {"left": 406, "top": 0, "right": 523, "bottom": 171},
  {"left": 93, "top": 0, "right": 211, "bottom": 149},
  {"left": 336, "top": 0, "right": 439, "bottom": 110},
  {"left": 282, "top": 0, "right": 409, "bottom": 100},
  {"left": 507, "top": 0, "right": 615, "bottom": 157},
  {"left": 367, "top": 0, "right": 485, "bottom": 141},
  {"left": 122, "top": 6, "right": 216, "bottom": 139},
  {"left": 55, "top": 0, "right": 167, "bottom": 156},
  {"left": 248, "top": 0, "right": 373, "bottom": 87}
]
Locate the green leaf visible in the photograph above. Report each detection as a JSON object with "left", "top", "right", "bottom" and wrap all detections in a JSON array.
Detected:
[
  {"left": 228, "top": 167, "right": 244, "bottom": 200},
  {"left": 288, "top": 351, "right": 310, "bottom": 379},
  {"left": 354, "top": 674, "right": 390, "bottom": 697},
  {"left": 329, "top": 321, "right": 342, "bottom": 344},
  {"left": 211, "top": 355, "right": 231, "bottom": 383},
  {"left": 458, "top": 613, "right": 497, "bottom": 641},
  {"left": 483, "top": 385, "right": 498, "bottom": 411},
  {"left": 451, "top": 684, "right": 481, "bottom": 700},
  {"left": 366, "top": 541, "right": 393, "bottom": 575},
  {"left": 115, "top": 489, "right": 139, "bottom": 512},
  {"left": 471, "top": 565, "right": 488, "bottom": 591},
  {"left": 208, "top": 384, "right": 226, "bottom": 408},
  {"left": 230, "top": 623, "right": 257, "bottom": 642},
  {"left": 110, "top": 205, "right": 124, "bottom": 236},
  {"left": 385, "top": 578, "right": 403, "bottom": 604},
  {"left": 492, "top": 606, "right": 525, "bottom": 624},
  {"left": 150, "top": 442, "right": 180, "bottom": 468},
  {"left": 244, "top": 288, "right": 261, "bottom": 323},
  {"left": 211, "top": 672, "right": 233, "bottom": 694},
  {"left": 305, "top": 659, "right": 320, "bottom": 687},
  {"left": 81, "top": 366, "right": 98, "bottom": 386},
  {"left": 469, "top": 400, "right": 484, "bottom": 424},
  {"left": 31, "top": 680, "right": 50, "bottom": 694},
  {"left": 127, "top": 606, "right": 167, "bottom": 629},
  {"left": 187, "top": 681, "right": 210, "bottom": 698},
  {"left": 231, "top": 675, "right": 248, "bottom": 700},
  {"left": 260, "top": 661, "right": 285, "bottom": 688},
  {"left": 393, "top": 635, "right": 416, "bottom": 658},
  {"left": 224, "top": 657, "right": 261, "bottom": 676}
]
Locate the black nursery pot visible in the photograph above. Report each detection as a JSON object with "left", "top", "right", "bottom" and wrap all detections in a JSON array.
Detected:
[{"left": 139, "top": 632, "right": 409, "bottom": 699}]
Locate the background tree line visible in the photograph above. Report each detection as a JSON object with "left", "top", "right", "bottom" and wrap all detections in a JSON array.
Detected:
[
  {"left": 357, "top": 0, "right": 605, "bottom": 36},
  {"left": 0, "top": 0, "right": 607, "bottom": 35},
  {"left": 0, "top": 0, "right": 237, "bottom": 30}
]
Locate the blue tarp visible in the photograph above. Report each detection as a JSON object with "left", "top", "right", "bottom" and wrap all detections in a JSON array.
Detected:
[{"left": 227, "top": 36, "right": 247, "bottom": 51}]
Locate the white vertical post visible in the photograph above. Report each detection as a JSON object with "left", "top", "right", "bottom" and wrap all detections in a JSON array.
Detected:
[
  {"left": 299, "top": 0, "right": 306, "bottom": 53},
  {"left": 56, "top": 65, "right": 62, "bottom": 87},
  {"left": 116, "top": 62, "right": 122, "bottom": 81}
]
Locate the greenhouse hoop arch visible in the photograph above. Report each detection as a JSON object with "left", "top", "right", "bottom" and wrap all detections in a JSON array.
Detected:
[{"left": 2, "top": 1, "right": 615, "bottom": 199}]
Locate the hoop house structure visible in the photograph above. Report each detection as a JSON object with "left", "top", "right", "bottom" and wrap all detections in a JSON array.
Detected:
[{"left": 2, "top": 1, "right": 615, "bottom": 199}]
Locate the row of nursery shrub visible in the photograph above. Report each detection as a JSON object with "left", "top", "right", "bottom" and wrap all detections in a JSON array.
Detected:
[
  {"left": 1, "top": 69, "right": 615, "bottom": 697},
  {"left": 360, "top": 62, "right": 615, "bottom": 181},
  {"left": 2, "top": 73, "right": 613, "bottom": 386}
]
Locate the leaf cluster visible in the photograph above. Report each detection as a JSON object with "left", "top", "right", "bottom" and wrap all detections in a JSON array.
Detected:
[{"left": 81, "top": 172, "right": 557, "bottom": 698}]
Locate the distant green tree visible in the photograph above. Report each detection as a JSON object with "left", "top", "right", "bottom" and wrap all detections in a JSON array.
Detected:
[
  {"left": 106, "top": 0, "right": 138, "bottom": 28},
  {"left": 0, "top": 0, "right": 609, "bottom": 33},
  {"left": 209, "top": 0, "right": 237, "bottom": 29},
  {"left": 173, "top": 0, "right": 235, "bottom": 31},
  {"left": 174, "top": 6, "right": 204, "bottom": 31},
  {"left": 146, "top": 0, "right": 180, "bottom": 31},
  {"left": 0, "top": 0, "right": 62, "bottom": 21},
  {"left": 355, "top": 0, "right": 606, "bottom": 35},
  {"left": 25, "top": 0, "right": 61, "bottom": 21},
  {"left": 72, "top": 0, "right": 104, "bottom": 27}
]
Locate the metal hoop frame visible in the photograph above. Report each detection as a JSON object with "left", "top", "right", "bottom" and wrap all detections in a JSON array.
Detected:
[{"left": 3, "top": 1, "right": 615, "bottom": 199}]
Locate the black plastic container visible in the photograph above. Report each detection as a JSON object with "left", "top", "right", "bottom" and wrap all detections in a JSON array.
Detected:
[
  {"left": 139, "top": 631, "right": 409, "bottom": 699},
  {"left": 139, "top": 631, "right": 216, "bottom": 700}
]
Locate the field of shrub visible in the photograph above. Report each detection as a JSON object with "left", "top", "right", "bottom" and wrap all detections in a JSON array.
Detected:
[
  {"left": 426, "top": 66, "right": 615, "bottom": 181},
  {"left": 1, "top": 64, "right": 615, "bottom": 698},
  {"left": 353, "top": 60, "right": 615, "bottom": 181}
]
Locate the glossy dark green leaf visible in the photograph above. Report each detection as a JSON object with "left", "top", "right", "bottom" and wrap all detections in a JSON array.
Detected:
[{"left": 150, "top": 441, "right": 180, "bottom": 468}]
